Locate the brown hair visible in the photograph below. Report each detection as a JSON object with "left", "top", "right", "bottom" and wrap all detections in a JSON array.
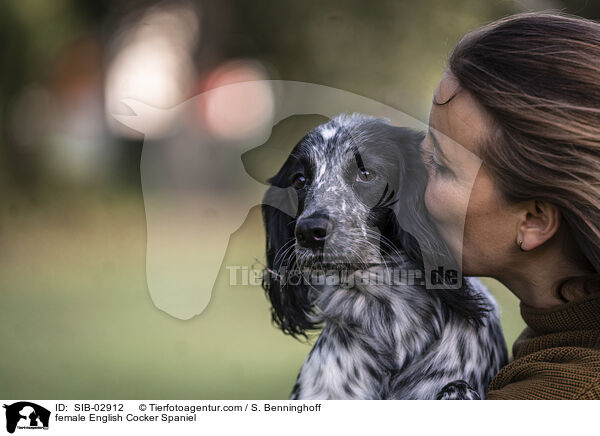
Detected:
[{"left": 447, "top": 12, "right": 600, "bottom": 298}]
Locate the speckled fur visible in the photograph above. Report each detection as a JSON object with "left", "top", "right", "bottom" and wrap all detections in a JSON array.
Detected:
[{"left": 262, "top": 114, "right": 508, "bottom": 400}]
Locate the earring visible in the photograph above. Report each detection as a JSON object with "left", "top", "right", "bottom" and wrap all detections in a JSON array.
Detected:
[{"left": 518, "top": 240, "right": 525, "bottom": 252}]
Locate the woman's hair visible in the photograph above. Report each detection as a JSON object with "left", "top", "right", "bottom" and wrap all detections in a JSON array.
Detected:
[{"left": 447, "top": 11, "right": 600, "bottom": 298}]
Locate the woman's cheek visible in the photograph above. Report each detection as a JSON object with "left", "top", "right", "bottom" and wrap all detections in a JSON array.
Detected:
[
  {"left": 424, "top": 179, "right": 462, "bottom": 258},
  {"left": 424, "top": 178, "right": 447, "bottom": 224}
]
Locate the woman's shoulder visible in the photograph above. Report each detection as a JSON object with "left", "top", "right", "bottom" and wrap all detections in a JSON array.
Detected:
[
  {"left": 485, "top": 343, "right": 600, "bottom": 399},
  {"left": 486, "top": 292, "right": 600, "bottom": 399}
]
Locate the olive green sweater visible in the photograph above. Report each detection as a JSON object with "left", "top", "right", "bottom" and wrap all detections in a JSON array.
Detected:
[{"left": 485, "top": 292, "right": 600, "bottom": 399}]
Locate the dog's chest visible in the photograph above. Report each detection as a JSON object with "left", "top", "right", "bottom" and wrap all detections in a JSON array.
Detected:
[{"left": 291, "top": 329, "right": 390, "bottom": 400}]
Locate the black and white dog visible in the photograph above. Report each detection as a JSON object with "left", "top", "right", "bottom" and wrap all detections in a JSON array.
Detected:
[{"left": 261, "top": 113, "right": 507, "bottom": 399}]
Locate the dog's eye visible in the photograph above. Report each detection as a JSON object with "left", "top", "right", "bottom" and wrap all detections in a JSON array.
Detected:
[
  {"left": 356, "top": 168, "right": 376, "bottom": 183},
  {"left": 292, "top": 174, "right": 307, "bottom": 189}
]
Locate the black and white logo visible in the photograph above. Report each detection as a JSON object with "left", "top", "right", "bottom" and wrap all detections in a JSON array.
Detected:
[{"left": 3, "top": 402, "right": 50, "bottom": 434}]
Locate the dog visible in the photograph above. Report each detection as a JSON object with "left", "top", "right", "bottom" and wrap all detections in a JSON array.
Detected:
[{"left": 261, "top": 113, "right": 508, "bottom": 399}]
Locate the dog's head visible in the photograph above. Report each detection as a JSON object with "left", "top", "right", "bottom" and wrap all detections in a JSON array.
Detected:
[{"left": 262, "top": 113, "right": 485, "bottom": 337}]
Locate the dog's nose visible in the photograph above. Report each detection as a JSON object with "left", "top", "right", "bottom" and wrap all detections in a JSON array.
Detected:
[{"left": 295, "top": 215, "right": 332, "bottom": 249}]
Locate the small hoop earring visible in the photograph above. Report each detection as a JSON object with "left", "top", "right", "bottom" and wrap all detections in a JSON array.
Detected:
[{"left": 518, "top": 240, "right": 525, "bottom": 252}]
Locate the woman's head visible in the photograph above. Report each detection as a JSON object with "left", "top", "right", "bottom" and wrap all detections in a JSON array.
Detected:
[{"left": 421, "top": 12, "right": 600, "bottom": 305}]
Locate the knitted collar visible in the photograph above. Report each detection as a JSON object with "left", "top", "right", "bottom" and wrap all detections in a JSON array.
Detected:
[{"left": 520, "top": 292, "right": 600, "bottom": 335}]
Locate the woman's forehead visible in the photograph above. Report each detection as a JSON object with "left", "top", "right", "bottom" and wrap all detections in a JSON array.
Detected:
[
  {"left": 433, "top": 71, "right": 461, "bottom": 105},
  {"left": 430, "top": 72, "right": 492, "bottom": 157}
]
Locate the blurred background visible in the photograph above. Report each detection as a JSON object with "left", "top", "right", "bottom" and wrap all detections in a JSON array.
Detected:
[{"left": 1, "top": 0, "right": 598, "bottom": 399}]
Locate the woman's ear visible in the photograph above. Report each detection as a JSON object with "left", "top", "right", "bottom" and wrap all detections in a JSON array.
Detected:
[{"left": 516, "top": 200, "right": 561, "bottom": 251}]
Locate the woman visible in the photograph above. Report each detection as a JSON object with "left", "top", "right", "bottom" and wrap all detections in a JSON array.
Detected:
[{"left": 420, "top": 12, "right": 600, "bottom": 399}]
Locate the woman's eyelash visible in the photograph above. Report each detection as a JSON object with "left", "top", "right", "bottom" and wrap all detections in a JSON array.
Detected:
[
  {"left": 423, "top": 147, "right": 448, "bottom": 175},
  {"left": 428, "top": 154, "right": 445, "bottom": 173}
]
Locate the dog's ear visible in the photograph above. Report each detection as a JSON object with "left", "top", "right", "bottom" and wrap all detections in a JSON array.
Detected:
[
  {"left": 368, "top": 127, "right": 430, "bottom": 264},
  {"left": 381, "top": 128, "right": 453, "bottom": 267},
  {"left": 372, "top": 127, "right": 490, "bottom": 324},
  {"left": 259, "top": 116, "right": 330, "bottom": 338},
  {"left": 262, "top": 186, "right": 318, "bottom": 338},
  {"left": 392, "top": 192, "right": 490, "bottom": 325}
]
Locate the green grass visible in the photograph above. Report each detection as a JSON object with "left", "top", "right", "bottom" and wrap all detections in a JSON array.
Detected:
[{"left": 0, "top": 192, "right": 524, "bottom": 399}]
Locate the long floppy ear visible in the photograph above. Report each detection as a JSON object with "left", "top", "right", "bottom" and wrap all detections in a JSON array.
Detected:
[
  {"left": 367, "top": 127, "right": 430, "bottom": 263},
  {"left": 374, "top": 127, "right": 490, "bottom": 325},
  {"left": 258, "top": 115, "right": 329, "bottom": 338},
  {"left": 261, "top": 177, "right": 319, "bottom": 338}
]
